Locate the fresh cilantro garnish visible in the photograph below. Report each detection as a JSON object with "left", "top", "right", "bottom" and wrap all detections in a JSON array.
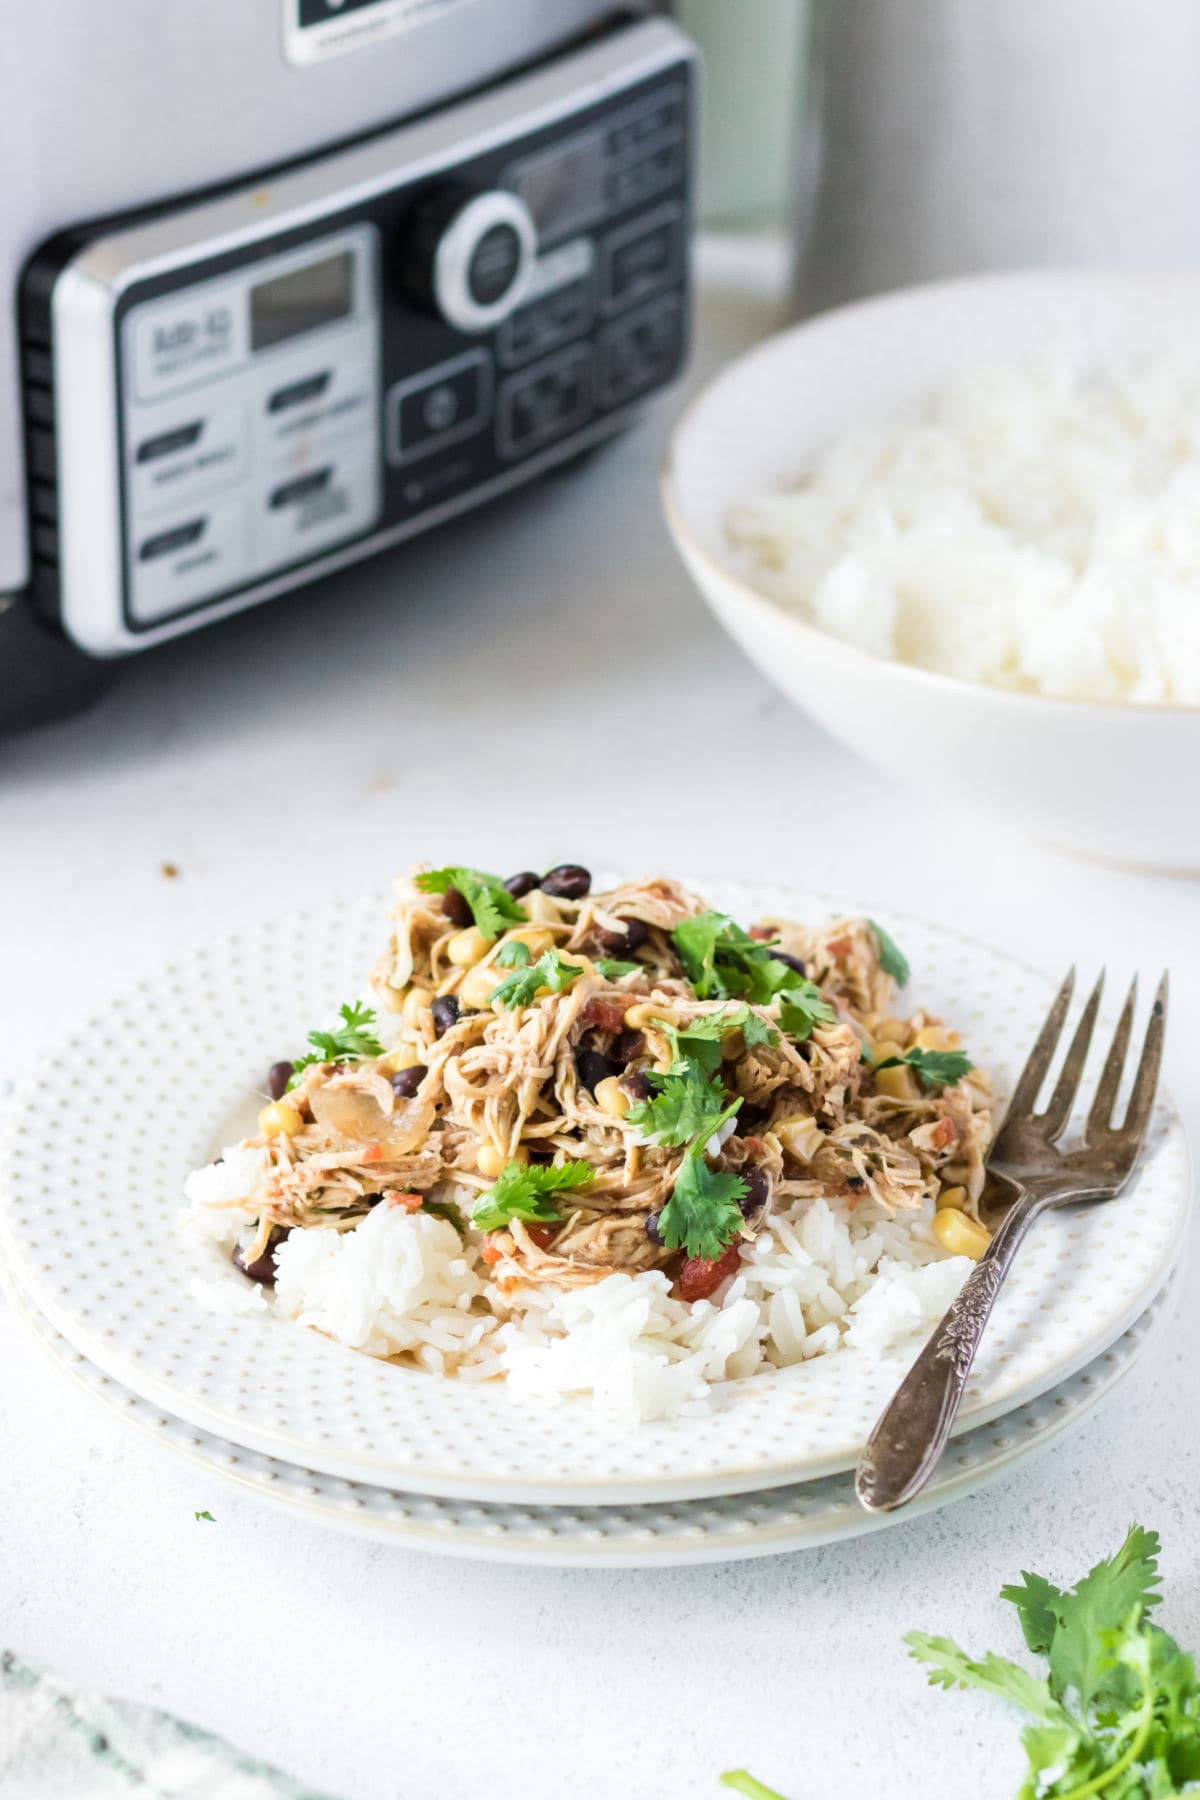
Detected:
[
  {"left": 594, "top": 958, "right": 641, "bottom": 980},
  {"left": 471, "top": 1158, "right": 593, "bottom": 1231},
  {"left": 673, "top": 914, "right": 835, "bottom": 1044},
  {"left": 628, "top": 1050, "right": 748, "bottom": 1259},
  {"left": 658, "top": 1150, "right": 747, "bottom": 1260},
  {"left": 871, "top": 1045, "right": 974, "bottom": 1089},
  {"left": 625, "top": 1058, "right": 732, "bottom": 1146},
  {"left": 194, "top": 1510, "right": 215, "bottom": 1523},
  {"left": 489, "top": 948, "right": 585, "bottom": 1010},
  {"left": 415, "top": 866, "right": 526, "bottom": 941},
  {"left": 907, "top": 1525, "right": 1186, "bottom": 1800},
  {"left": 652, "top": 1006, "right": 778, "bottom": 1077},
  {"left": 777, "top": 978, "right": 836, "bottom": 1042},
  {"left": 496, "top": 939, "right": 532, "bottom": 967},
  {"left": 287, "top": 1001, "right": 385, "bottom": 1088},
  {"left": 869, "top": 919, "right": 910, "bottom": 986}
]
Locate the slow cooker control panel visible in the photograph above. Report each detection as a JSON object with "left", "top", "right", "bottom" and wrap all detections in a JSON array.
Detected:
[{"left": 22, "top": 19, "right": 694, "bottom": 655}]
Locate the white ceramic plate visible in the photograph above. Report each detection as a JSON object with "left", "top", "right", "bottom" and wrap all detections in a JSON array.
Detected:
[
  {"left": 3, "top": 1259, "right": 1177, "bottom": 1567},
  {"left": 0, "top": 882, "right": 1188, "bottom": 1503},
  {"left": 663, "top": 271, "right": 1200, "bottom": 871}
]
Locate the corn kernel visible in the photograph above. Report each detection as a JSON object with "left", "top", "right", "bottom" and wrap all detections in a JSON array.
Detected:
[
  {"left": 447, "top": 926, "right": 489, "bottom": 967},
  {"left": 379, "top": 1043, "right": 422, "bottom": 1075},
  {"left": 400, "top": 985, "right": 433, "bottom": 1028},
  {"left": 937, "top": 1184, "right": 968, "bottom": 1210},
  {"left": 932, "top": 1208, "right": 990, "bottom": 1260},
  {"left": 476, "top": 1142, "right": 528, "bottom": 1178},
  {"left": 775, "top": 1114, "right": 822, "bottom": 1161},
  {"left": 523, "top": 890, "right": 562, "bottom": 925},
  {"left": 594, "top": 1075, "right": 629, "bottom": 1120},
  {"left": 874, "top": 1017, "right": 909, "bottom": 1045},
  {"left": 874, "top": 1062, "right": 922, "bottom": 1102},
  {"left": 258, "top": 1102, "right": 302, "bottom": 1138},
  {"left": 915, "top": 1025, "right": 960, "bottom": 1052},
  {"left": 458, "top": 963, "right": 502, "bottom": 1011},
  {"left": 504, "top": 927, "right": 555, "bottom": 960}
]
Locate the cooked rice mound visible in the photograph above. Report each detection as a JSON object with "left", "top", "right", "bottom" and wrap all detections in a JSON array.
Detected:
[{"left": 182, "top": 868, "right": 995, "bottom": 1423}]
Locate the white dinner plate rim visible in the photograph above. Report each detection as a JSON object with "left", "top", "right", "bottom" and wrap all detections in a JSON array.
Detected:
[{"left": 2, "top": 1255, "right": 1178, "bottom": 1567}]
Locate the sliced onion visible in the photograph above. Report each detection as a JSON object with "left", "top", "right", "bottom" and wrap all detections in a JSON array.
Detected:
[{"left": 309, "top": 1084, "right": 434, "bottom": 1156}]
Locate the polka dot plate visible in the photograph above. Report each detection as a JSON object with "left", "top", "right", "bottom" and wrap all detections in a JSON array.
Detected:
[
  {"left": 3, "top": 1257, "right": 1178, "bottom": 1565},
  {"left": 0, "top": 882, "right": 1189, "bottom": 1504}
]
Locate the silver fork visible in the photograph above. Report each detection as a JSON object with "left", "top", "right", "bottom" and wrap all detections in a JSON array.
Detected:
[{"left": 855, "top": 967, "right": 1169, "bottom": 1514}]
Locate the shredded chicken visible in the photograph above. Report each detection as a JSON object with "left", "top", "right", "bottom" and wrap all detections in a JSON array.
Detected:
[{"left": 230, "top": 866, "right": 996, "bottom": 1293}]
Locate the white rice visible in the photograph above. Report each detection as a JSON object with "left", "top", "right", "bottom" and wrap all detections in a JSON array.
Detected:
[
  {"left": 183, "top": 1156, "right": 972, "bottom": 1422},
  {"left": 726, "top": 355, "right": 1200, "bottom": 706}
]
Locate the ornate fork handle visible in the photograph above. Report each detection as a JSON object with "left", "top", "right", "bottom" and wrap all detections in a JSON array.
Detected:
[{"left": 855, "top": 1193, "right": 1046, "bottom": 1512}]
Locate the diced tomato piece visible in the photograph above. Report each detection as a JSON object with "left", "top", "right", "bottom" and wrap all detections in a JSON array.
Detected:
[
  {"left": 678, "top": 1239, "right": 742, "bottom": 1303},
  {"left": 930, "top": 1115, "right": 959, "bottom": 1150},
  {"left": 827, "top": 935, "right": 853, "bottom": 959},
  {"left": 361, "top": 1142, "right": 385, "bottom": 1164},
  {"left": 525, "top": 1223, "right": 558, "bottom": 1251},
  {"left": 579, "top": 994, "right": 630, "bottom": 1034},
  {"left": 384, "top": 1189, "right": 423, "bottom": 1212},
  {"left": 480, "top": 1237, "right": 506, "bottom": 1265}
]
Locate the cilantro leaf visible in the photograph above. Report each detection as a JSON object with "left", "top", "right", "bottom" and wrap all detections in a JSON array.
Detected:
[
  {"left": 777, "top": 979, "right": 836, "bottom": 1042},
  {"left": 658, "top": 1153, "right": 748, "bottom": 1259},
  {"left": 869, "top": 919, "right": 910, "bottom": 986},
  {"left": 415, "top": 866, "right": 526, "bottom": 941},
  {"left": 1046, "top": 1525, "right": 1162, "bottom": 1715},
  {"left": 906, "top": 1634, "right": 1066, "bottom": 1725},
  {"left": 194, "top": 1510, "right": 215, "bottom": 1523},
  {"left": 873, "top": 1045, "right": 974, "bottom": 1089},
  {"left": 594, "top": 959, "right": 641, "bottom": 980},
  {"left": 720, "top": 1774, "right": 790, "bottom": 1800},
  {"left": 625, "top": 1058, "right": 734, "bottom": 1147},
  {"left": 471, "top": 1158, "right": 593, "bottom": 1231},
  {"left": 654, "top": 1006, "right": 779, "bottom": 1076},
  {"left": 672, "top": 914, "right": 793, "bottom": 1003},
  {"left": 496, "top": 939, "right": 533, "bottom": 968},
  {"left": 288, "top": 1000, "right": 385, "bottom": 1087},
  {"left": 489, "top": 948, "right": 585, "bottom": 1010},
  {"left": 1001, "top": 1567, "right": 1065, "bottom": 1658}
]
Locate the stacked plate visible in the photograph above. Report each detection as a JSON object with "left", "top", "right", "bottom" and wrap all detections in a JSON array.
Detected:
[{"left": 0, "top": 884, "right": 1189, "bottom": 1566}]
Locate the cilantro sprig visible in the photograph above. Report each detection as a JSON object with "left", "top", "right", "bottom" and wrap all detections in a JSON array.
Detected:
[
  {"left": 673, "top": 914, "right": 835, "bottom": 1043},
  {"left": 907, "top": 1524, "right": 1193, "bottom": 1800},
  {"left": 627, "top": 1050, "right": 749, "bottom": 1259},
  {"left": 471, "top": 1158, "right": 593, "bottom": 1232},
  {"left": 415, "top": 866, "right": 526, "bottom": 941},
  {"left": 287, "top": 1001, "right": 385, "bottom": 1089},
  {"left": 649, "top": 1005, "right": 778, "bottom": 1078},
  {"left": 489, "top": 942, "right": 586, "bottom": 1009},
  {"left": 869, "top": 1044, "right": 974, "bottom": 1089},
  {"left": 869, "top": 919, "right": 910, "bottom": 986}
]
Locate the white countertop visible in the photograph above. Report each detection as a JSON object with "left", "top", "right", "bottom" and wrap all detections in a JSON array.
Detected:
[{"left": 2, "top": 240, "right": 1198, "bottom": 1800}]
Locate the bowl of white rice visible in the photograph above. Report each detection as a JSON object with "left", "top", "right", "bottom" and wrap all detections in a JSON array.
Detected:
[{"left": 663, "top": 269, "right": 1200, "bottom": 870}]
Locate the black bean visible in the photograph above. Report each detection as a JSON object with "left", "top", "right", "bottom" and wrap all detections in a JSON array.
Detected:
[
  {"left": 391, "top": 1064, "right": 427, "bottom": 1098},
  {"left": 266, "top": 1061, "right": 294, "bottom": 1101},
  {"left": 442, "top": 887, "right": 472, "bottom": 928},
  {"left": 431, "top": 994, "right": 460, "bottom": 1036},
  {"left": 610, "top": 1030, "right": 645, "bottom": 1067},
  {"left": 645, "top": 1209, "right": 665, "bottom": 1245},
  {"left": 773, "top": 949, "right": 807, "bottom": 976},
  {"left": 623, "top": 1069, "right": 653, "bottom": 1102},
  {"left": 541, "top": 863, "right": 591, "bottom": 900},
  {"left": 596, "top": 916, "right": 649, "bottom": 956},
  {"left": 846, "top": 1174, "right": 866, "bottom": 1192},
  {"left": 233, "top": 1228, "right": 283, "bottom": 1286},
  {"left": 575, "top": 1049, "right": 612, "bottom": 1094},
  {"left": 738, "top": 1167, "right": 770, "bottom": 1218},
  {"left": 737, "top": 1102, "right": 770, "bottom": 1135},
  {"left": 504, "top": 870, "right": 541, "bottom": 899}
]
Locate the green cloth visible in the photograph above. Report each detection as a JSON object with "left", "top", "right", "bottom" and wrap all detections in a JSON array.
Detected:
[{"left": 0, "top": 1653, "right": 343, "bottom": 1799}]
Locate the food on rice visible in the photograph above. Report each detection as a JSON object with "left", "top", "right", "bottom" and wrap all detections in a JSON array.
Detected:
[
  {"left": 725, "top": 357, "right": 1200, "bottom": 706},
  {"left": 182, "top": 863, "right": 995, "bottom": 1422}
]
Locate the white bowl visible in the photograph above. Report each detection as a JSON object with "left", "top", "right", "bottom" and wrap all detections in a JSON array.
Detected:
[{"left": 664, "top": 269, "right": 1200, "bottom": 871}]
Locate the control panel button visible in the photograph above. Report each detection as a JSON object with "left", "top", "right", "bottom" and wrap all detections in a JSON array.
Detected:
[
  {"left": 127, "top": 494, "right": 251, "bottom": 624},
  {"left": 497, "top": 345, "right": 593, "bottom": 460},
  {"left": 387, "top": 349, "right": 493, "bottom": 464},
  {"left": 499, "top": 235, "right": 596, "bottom": 369},
  {"left": 268, "top": 370, "right": 333, "bottom": 413},
  {"left": 255, "top": 325, "right": 376, "bottom": 465},
  {"left": 602, "top": 205, "right": 683, "bottom": 316},
  {"left": 599, "top": 296, "right": 683, "bottom": 409},
  {"left": 404, "top": 186, "right": 537, "bottom": 334},
  {"left": 128, "top": 399, "right": 249, "bottom": 518},
  {"left": 257, "top": 441, "right": 380, "bottom": 570}
]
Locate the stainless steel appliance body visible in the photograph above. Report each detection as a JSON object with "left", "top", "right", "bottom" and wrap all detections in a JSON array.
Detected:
[{"left": 2, "top": 5, "right": 695, "bottom": 726}]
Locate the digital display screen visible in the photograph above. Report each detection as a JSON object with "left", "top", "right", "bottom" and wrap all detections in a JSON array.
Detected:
[
  {"left": 250, "top": 251, "right": 354, "bottom": 353},
  {"left": 514, "top": 136, "right": 606, "bottom": 240}
]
